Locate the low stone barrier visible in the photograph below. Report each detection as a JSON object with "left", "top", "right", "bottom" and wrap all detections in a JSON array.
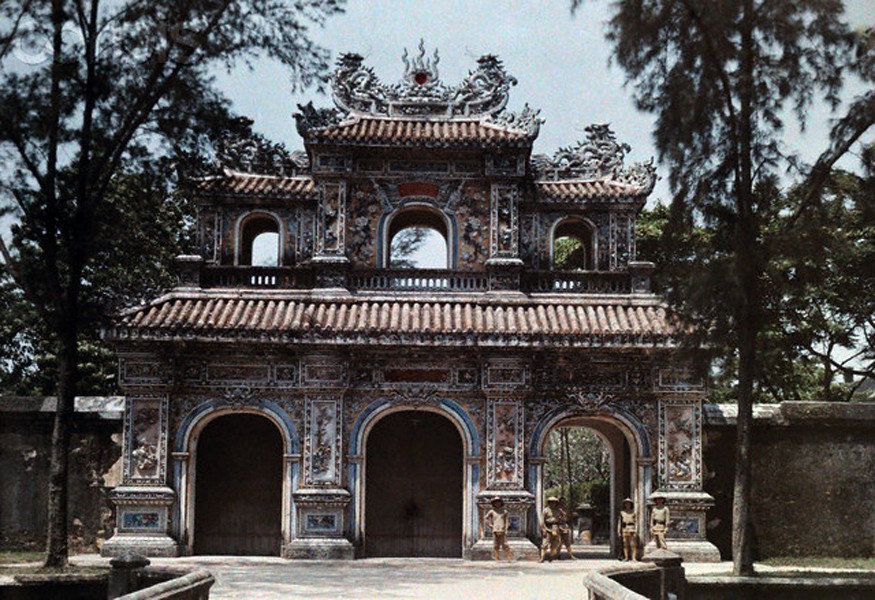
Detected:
[
  {"left": 108, "top": 554, "right": 214, "bottom": 600},
  {"left": 583, "top": 571, "right": 652, "bottom": 600},
  {"left": 116, "top": 570, "right": 214, "bottom": 600},
  {"left": 686, "top": 574, "right": 875, "bottom": 600}
]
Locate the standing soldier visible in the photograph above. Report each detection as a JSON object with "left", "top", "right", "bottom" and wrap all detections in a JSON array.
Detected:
[
  {"left": 539, "top": 496, "right": 563, "bottom": 562},
  {"left": 557, "top": 497, "right": 576, "bottom": 560},
  {"left": 483, "top": 497, "right": 512, "bottom": 561},
  {"left": 617, "top": 498, "right": 638, "bottom": 561},
  {"left": 649, "top": 492, "right": 670, "bottom": 549}
]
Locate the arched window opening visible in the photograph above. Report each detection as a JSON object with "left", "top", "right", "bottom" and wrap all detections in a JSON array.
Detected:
[
  {"left": 388, "top": 208, "right": 449, "bottom": 269},
  {"left": 239, "top": 214, "right": 280, "bottom": 266},
  {"left": 552, "top": 219, "right": 595, "bottom": 271}
]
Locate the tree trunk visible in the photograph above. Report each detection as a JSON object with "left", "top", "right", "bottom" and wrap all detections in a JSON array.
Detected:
[
  {"left": 732, "top": 315, "right": 757, "bottom": 576},
  {"left": 731, "top": 0, "right": 758, "bottom": 578},
  {"left": 44, "top": 314, "right": 78, "bottom": 568},
  {"left": 560, "top": 428, "right": 571, "bottom": 503}
]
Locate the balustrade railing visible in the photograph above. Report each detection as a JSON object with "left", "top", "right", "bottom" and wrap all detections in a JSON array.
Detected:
[
  {"left": 200, "top": 266, "right": 313, "bottom": 289},
  {"left": 198, "top": 265, "right": 633, "bottom": 294},
  {"left": 526, "top": 270, "right": 631, "bottom": 293},
  {"left": 347, "top": 268, "right": 489, "bottom": 292}
]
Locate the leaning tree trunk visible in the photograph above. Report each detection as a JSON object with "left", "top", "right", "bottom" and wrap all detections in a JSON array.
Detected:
[{"left": 45, "top": 313, "right": 78, "bottom": 568}]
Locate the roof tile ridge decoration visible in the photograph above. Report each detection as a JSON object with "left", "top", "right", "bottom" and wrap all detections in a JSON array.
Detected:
[
  {"left": 219, "top": 169, "right": 313, "bottom": 181},
  {"left": 532, "top": 123, "right": 658, "bottom": 195},
  {"left": 294, "top": 40, "right": 543, "bottom": 140}
]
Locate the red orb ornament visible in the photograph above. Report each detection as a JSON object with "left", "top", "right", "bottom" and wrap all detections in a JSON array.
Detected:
[{"left": 414, "top": 72, "right": 429, "bottom": 85}]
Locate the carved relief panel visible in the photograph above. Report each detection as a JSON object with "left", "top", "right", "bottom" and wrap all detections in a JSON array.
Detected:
[
  {"left": 123, "top": 396, "right": 169, "bottom": 485},
  {"left": 198, "top": 209, "right": 220, "bottom": 263},
  {"left": 486, "top": 398, "right": 524, "bottom": 488},
  {"left": 295, "top": 206, "right": 315, "bottom": 262},
  {"left": 316, "top": 181, "right": 347, "bottom": 257},
  {"left": 304, "top": 397, "right": 342, "bottom": 487},
  {"left": 658, "top": 399, "right": 703, "bottom": 490},
  {"left": 346, "top": 183, "right": 381, "bottom": 267},
  {"left": 489, "top": 184, "right": 519, "bottom": 259},
  {"left": 455, "top": 183, "right": 490, "bottom": 269}
]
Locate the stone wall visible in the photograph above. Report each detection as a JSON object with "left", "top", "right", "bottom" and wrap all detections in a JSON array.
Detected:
[
  {"left": 703, "top": 402, "right": 875, "bottom": 559},
  {"left": 0, "top": 397, "right": 122, "bottom": 552}
]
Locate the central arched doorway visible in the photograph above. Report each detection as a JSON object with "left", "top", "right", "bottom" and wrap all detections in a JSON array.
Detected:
[
  {"left": 193, "top": 413, "right": 283, "bottom": 555},
  {"left": 365, "top": 410, "right": 463, "bottom": 557}
]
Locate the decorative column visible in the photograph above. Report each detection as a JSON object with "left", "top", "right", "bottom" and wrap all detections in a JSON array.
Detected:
[
  {"left": 486, "top": 183, "right": 523, "bottom": 291},
  {"left": 473, "top": 358, "right": 537, "bottom": 559},
  {"left": 312, "top": 180, "right": 349, "bottom": 290},
  {"left": 647, "top": 394, "right": 721, "bottom": 562},
  {"left": 285, "top": 354, "right": 354, "bottom": 558},
  {"left": 102, "top": 395, "right": 177, "bottom": 557}
]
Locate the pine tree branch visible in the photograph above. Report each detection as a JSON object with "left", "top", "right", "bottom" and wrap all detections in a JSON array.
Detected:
[{"left": 785, "top": 90, "right": 875, "bottom": 229}]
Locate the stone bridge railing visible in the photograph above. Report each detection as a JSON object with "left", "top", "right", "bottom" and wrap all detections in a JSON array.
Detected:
[
  {"left": 109, "top": 555, "right": 214, "bottom": 600},
  {"left": 583, "top": 571, "right": 653, "bottom": 600}
]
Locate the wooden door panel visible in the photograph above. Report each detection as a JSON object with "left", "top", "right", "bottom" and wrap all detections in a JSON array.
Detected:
[
  {"left": 194, "top": 414, "right": 282, "bottom": 556},
  {"left": 365, "top": 411, "right": 463, "bottom": 557}
]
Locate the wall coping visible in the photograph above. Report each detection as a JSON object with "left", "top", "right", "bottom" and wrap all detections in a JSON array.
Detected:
[
  {"left": 705, "top": 401, "right": 875, "bottom": 427},
  {"left": 0, "top": 396, "right": 124, "bottom": 419}
]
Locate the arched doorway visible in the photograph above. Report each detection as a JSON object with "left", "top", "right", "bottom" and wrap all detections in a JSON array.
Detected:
[
  {"left": 533, "top": 413, "right": 647, "bottom": 557},
  {"left": 365, "top": 410, "right": 463, "bottom": 557},
  {"left": 193, "top": 413, "right": 283, "bottom": 555}
]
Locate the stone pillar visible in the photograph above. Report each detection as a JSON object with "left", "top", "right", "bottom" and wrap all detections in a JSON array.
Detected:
[
  {"left": 629, "top": 261, "right": 655, "bottom": 293},
  {"left": 285, "top": 354, "right": 354, "bottom": 558},
  {"left": 174, "top": 255, "right": 203, "bottom": 289},
  {"left": 103, "top": 396, "right": 178, "bottom": 557},
  {"left": 313, "top": 180, "right": 349, "bottom": 290},
  {"left": 107, "top": 554, "right": 150, "bottom": 599},
  {"left": 486, "top": 183, "right": 523, "bottom": 291},
  {"left": 645, "top": 549, "right": 687, "bottom": 600},
  {"left": 645, "top": 395, "right": 721, "bottom": 562},
  {"left": 471, "top": 358, "right": 538, "bottom": 560}
]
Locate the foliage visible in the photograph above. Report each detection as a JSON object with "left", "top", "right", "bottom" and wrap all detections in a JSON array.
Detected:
[
  {"left": 543, "top": 427, "right": 611, "bottom": 512},
  {"left": 389, "top": 227, "right": 432, "bottom": 268},
  {"left": 0, "top": 172, "right": 193, "bottom": 396},
  {"left": 552, "top": 236, "right": 586, "bottom": 270},
  {"left": 0, "top": 0, "right": 344, "bottom": 567},
  {"left": 589, "top": 0, "right": 874, "bottom": 575}
]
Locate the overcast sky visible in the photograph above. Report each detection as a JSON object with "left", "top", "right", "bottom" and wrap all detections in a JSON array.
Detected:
[{"left": 214, "top": 0, "right": 873, "bottom": 204}]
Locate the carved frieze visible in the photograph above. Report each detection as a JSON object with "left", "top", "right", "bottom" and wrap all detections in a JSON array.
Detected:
[
  {"left": 304, "top": 397, "right": 342, "bottom": 487},
  {"left": 658, "top": 399, "right": 703, "bottom": 490},
  {"left": 489, "top": 184, "right": 519, "bottom": 259},
  {"left": 482, "top": 359, "right": 529, "bottom": 391},
  {"left": 306, "top": 41, "right": 522, "bottom": 120},
  {"left": 531, "top": 124, "right": 657, "bottom": 194},
  {"left": 315, "top": 182, "right": 347, "bottom": 257},
  {"left": 657, "top": 368, "right": 705, "bottom": 392},
  {"left": 301, "top": 356, "right": 347, "bottom": 388},
  {"left": 123, "top": 396, "right": 169, "bottom": 485},
  {"left": 486, "top": 398, "right": 524, "bottom": 488},
  {"left": 525, "top": 389, "right": 658, "bottom": 453}
]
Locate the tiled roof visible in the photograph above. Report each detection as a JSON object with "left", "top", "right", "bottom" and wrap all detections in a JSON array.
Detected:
[
  {"left": 192, "top": 172, "right": 316, "bottom": 198},
  {"left": 108, "top": 291, "right": 676, "bottom": 348},
  {"left": 535, "top": 179, "right": 647, "bottom": 200},
  {"left": 303, "top": 115, "right": 536, "bottom": 148}
]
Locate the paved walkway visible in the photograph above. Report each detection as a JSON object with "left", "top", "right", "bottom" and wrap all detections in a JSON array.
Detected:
[
  {"left": 7, "top": 554, "right": 872, "bottom": 599},
  {"left": 66, "top": 554, "right": 740, "bottom": 600}
]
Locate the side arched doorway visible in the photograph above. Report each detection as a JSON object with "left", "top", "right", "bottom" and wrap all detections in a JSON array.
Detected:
[
  {"left": 193, "top": 413, "right": 283, "bottom": 555},
  {"left": 365, "top": 410, "right": 463, "bottom": 557},
  {"left": 533, "top": 413, "right": 648, "bottom": 557}
]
